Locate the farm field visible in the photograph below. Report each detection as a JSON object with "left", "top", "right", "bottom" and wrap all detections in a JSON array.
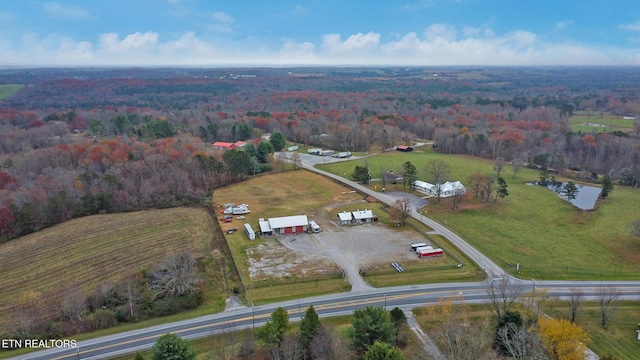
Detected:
[
  {"left": 569, "top": 111, "right": 636, "bottom": 133},
  {"left": 213, "top": 169, "right": 479, "bottom": 303},
  {"left": 0, "top": 207, "right": 223, "bottom": 330},
  {"left": 318, "top": 150, "right": 640, "bottom": 280},
  {"left": 0, "top": 84, "right": 23, "bottom": 100}
]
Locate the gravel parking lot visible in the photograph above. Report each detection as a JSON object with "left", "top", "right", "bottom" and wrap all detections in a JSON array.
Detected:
[{"left": 278, "top": 221, "right": 430, "bottom": 291}]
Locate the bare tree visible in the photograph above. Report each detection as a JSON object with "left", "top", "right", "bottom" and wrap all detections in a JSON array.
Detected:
[
  {"left": 567, "top": 288, "right": 583, "bottom": 323},
  {"left": 493, "top": 157, "right": 506, "bottom": 178},
  {"left": 495, "top": 322, "right": 548, "bottom": 360},
  {"left": 485, "top": 277, "right": 524, "bottom": 318},
  {"left": 309, "top": 326, "right": 339, "bottom": 360},
  {"left": 596, "top": 286, "right": 620, "bottom": 328},
  {"left": 392, "top": 197, "right": 412, "bottom": 225},
  {"left": 61, "top": 286, "right": 86, "bottom": 321},
  {"left": 428, "top": 295, "right": 496, "bottom": 360},
  {"left": 544, "top": 294, "right": 560, "bottom": 314},
  {"left": 425, "top": 159, "right": 450, "bottom": 204},
  {"left": 451, "top": 183, "right": 466, "bottom": 210},
  {"left": 151, "top": 252, "right": 200, "bottom": 299},
  {"left": 512, "top": 157, "right": 525, "bottom": 179},
  {"left": 123, "top": 279, "right": 140, "bottom": 320}
]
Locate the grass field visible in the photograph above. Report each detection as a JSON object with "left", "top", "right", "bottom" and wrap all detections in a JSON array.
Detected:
[
  {"left": 569, "top": 111, "right": 636, "bottom": 133},
  {"left": 0, "top": 84, "right": 23, "bottom": 99},
  {"left": 0, "top": 207, "right": 223, "bottom": 330},
  {"left": 318, "top": 150, "right": 640, "bottom": 280}
]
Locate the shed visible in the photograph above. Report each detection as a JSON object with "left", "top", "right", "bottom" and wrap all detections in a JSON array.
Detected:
[
  {"left": 396, "top": 145, "right": 413, "bottom": 152},
  {"left": 337, "top": 211, "right": 353, "bottom": 225},
  {"left": 268, "top": 215, "right": 309, "bottom": 235},
  {"left": 352, "top": 209, "right": 375, "bottom": 223},
  {"left": 259, "top": 218, "right": 272, "bottom": 237},
  {"left": 244, "top": 223, "right": 256, "bottom": 241}
]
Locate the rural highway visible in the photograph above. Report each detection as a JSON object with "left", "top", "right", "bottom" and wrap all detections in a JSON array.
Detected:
[
  {"left": 10, "top": 155, "right": 640, "bottom": 359},
  {"left": 12, "top": 281, "right": 640, "bottom": 360}
]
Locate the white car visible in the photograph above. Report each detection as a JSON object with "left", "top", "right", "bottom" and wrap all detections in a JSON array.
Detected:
[{"left": 237, "top": 216, "right": 245, "bottom": 220}]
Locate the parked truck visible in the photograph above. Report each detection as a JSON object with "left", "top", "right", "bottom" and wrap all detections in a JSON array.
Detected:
[{"left": 418, "top": 248, "right": 444, "bottom": 258}]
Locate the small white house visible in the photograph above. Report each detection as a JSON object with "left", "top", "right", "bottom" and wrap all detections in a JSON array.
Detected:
[
  {"left": 352, "top": 209, "right": 375, "bottom": 223},
  {"left": 414, "top": 180, "right": 465, "bottom": 198},
  {"left": 337, "top": 211, "right": 353, "bottom": 225}
]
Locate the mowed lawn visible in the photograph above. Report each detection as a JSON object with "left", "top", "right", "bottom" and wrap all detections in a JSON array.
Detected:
[
  {"left": 318, "top": 150, "right": 640, "bottom": 280},
  {"left": 0, "top": 207, "right": 216, "bottom": 328},
  {"left": 569, "top": 112, "right": 635, "bottom": 133}
]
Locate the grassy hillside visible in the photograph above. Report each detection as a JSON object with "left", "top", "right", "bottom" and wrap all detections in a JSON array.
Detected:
[
  {"left": 0, "top": 207, "right": 219, "bottom": 329},
  {"left": 318, "top": 150, "right": 640, "bottom": 280}
]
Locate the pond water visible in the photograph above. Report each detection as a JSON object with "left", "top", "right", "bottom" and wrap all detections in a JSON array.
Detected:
[{"left": 527, "top": 182, "right": 601, "bottom": 210}]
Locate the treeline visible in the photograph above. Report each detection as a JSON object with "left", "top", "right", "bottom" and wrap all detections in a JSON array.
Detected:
[
  {"left": 1, "top": 252, "right": 203, "bottom": 345},
  {"left": 0, "top": 132, "right": 286, "bottom": 241}
]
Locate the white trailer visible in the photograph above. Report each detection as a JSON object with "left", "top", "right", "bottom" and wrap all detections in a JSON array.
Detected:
[
  {"left": 410, "top": 242, "right": 428, "bottom": 251},
  {"left": 309, "top": 220, "right": 320, "bottom": 233},
  {"left": 244, "top": 223, "right": 256, "bottom": 240}
]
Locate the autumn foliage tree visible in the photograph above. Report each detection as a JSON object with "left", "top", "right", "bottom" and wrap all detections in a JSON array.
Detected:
[{"left": 537, "top": 317, "right": 590, "bottom": 360}]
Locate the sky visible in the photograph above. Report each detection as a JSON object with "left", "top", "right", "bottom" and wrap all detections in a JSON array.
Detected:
[{"left": 1, "top": 0, "right": 640, "bottom": 67}]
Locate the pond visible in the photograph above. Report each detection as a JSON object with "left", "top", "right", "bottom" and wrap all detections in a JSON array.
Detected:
[{"left": 527, "top": 182, "right": 602, "bottom": 210}]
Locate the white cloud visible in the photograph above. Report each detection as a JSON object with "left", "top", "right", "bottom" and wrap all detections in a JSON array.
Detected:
[
  {"left": 424, "top": 24, "right": 457, "bottom": 42},
  {"left": 209, "top": 11, "right": 235, "bottom": 33},
  {"left": 1, "top": 25, "right": 639, "bottom": 67},
  {"left": 555, "top": 20, "right": 573, "bottom": 30},
  {"left": 42, "top": 2, "right": 89, "bottom": 19},
  {"left": 293, "top": 5, "right": 309, "bottom": 16},
  {"left": 212, "top": 11, "right": 234, "bottom": 24},
  {"left": 99, "top": 32, "right": 159, "bottom": 53},
  {"left": 322, "top": 32, "right": 380, "bottom": 54},
  {"left": 620, "top": 21, "right": 640, "bottom": 32}
]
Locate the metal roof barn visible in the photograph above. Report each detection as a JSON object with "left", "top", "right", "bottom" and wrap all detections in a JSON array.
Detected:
[{"left": 268, "top": 215, "right": 309, "bottom": 235}]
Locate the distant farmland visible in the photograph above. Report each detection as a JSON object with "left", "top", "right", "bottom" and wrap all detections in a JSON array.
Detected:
[
  {"left": 569, "top": 111, "right": 636, "bottom": 134},
  {"left": 0, "top": 84, "right": 23, "bottom": 100},
  {"left": 0, "top": 207, "right": 217, "bottom": 329}
]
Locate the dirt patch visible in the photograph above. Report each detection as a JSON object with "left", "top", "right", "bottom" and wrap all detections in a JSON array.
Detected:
[{"left": 246, "top": 238, "right": 339, "bottom": 280}]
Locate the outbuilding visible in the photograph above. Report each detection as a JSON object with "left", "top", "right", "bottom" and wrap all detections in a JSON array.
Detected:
[
  {"left": 337, "top": 211, "right": 353, "bottom": 225},
  {"left": 352, "top": 209, "right": 375, "bottom": 223},
  {"left": 258, "top": 218, "right": 273, "bottom": 237},
  {"left": 267, "top": 215, "right": 309, "bottom": 235}
]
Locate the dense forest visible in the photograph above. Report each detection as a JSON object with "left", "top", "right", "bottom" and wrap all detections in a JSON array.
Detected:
[{"left": 1, "top": 66, "right": 639, "bottom": 240}]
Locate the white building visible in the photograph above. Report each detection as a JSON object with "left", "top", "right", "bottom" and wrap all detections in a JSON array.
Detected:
[{"left": 414, "top": 180, "right": 466, "bottom": 198}]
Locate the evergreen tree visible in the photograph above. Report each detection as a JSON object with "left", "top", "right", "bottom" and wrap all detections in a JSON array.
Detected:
[
  {"left": 269, "top": 131, "right": 287, "bottom": 151},
  {"left": 364, "top": 341, "right": 404, "bottom": 360},
  {"left": 600, "top": 175, "right": 614, "bottom": 199},
  {"left": 299, "top": 305, "right": 321, "bottom": 356},
  {"left": 348, "top": 306, "right": 395, "bottom": 355},
  {"left": 151, "top": 333, "right": 196, "bottom": 360}
]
